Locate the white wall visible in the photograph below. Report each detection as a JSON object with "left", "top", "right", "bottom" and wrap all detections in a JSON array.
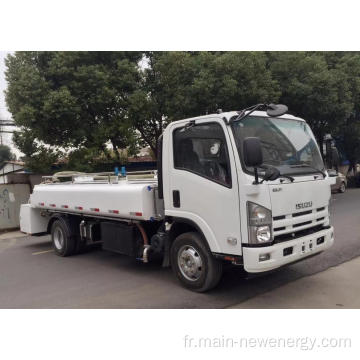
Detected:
[{"left": 0, "top": 184, "right": 30, "bottom": 230}]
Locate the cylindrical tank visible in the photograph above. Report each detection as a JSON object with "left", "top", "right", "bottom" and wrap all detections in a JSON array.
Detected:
[{"left": 30, "top": 181, "right": 161, "bottom": 221}]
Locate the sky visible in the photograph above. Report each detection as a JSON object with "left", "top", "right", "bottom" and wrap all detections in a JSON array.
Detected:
[
  {"left": 0, "top": 51, "right": 21, "bottom": 158},
  {"left": 0, "top": 51, "right": 11, "bottom": 119}
]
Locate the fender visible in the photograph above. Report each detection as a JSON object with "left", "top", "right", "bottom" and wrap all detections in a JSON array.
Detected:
[
  {"left": 166, "top": 215, "right": 218, "bottom": 252},
  {"left": 47, "top": 212, "right": 67, "bottom": 234},
  {"left": 47, "top": 212, "right": 79, "bottom": 235},
  {"left": 162, "top": 216, "right": 215, "bottom": 268}
]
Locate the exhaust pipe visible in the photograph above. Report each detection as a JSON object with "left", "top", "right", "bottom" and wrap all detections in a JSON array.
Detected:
[
  {"left": 135, "top": 222, "right": 150, "bottom": 263},
  {"left": 142, "top": 245, "right": 151, "bottom": 263}
]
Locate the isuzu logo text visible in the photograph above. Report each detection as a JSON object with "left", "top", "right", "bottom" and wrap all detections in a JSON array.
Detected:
[{"left": 295, "top": 201, "right": 312, "bottom": 210}]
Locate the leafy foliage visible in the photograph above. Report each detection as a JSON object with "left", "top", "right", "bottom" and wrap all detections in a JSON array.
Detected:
[
  {"left": 0, "top": 144, "right": 16, "bottom": 166},
  {"left": 332, "top": 53, "right": 360, "bottom": 172},
  {"left": 267, "top": 52, "right": 353, "bottom": 151},
  {"left": 129, "top": 51, "right": 280, "bottom": 155},
  {"left": 5, "top": 51, "right": 360, "bottom": 171},
  {"left": 5, "top": 51, "right": 142, "bottom": 171}
]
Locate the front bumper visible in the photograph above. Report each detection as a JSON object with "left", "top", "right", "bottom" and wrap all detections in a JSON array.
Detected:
[{"left": 243, "top": 226, "right": 334, "bottom": 273}]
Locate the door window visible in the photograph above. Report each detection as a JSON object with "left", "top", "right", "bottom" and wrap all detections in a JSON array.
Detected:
[{"left": 173, "top": 122, "right": 232, "bottom": 187}]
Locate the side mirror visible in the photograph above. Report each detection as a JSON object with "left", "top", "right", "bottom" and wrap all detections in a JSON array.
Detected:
[
  {"left": 243, "top": 137, "right": 263, "bottom": 167},
  {"left": 328, "top": 169, "right": 338, "bottom": 177}
]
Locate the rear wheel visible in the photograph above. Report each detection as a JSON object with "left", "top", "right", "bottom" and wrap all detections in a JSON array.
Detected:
[
  {"left": 339, "top": 182, "right": 346, "bottom": 193},
  {"left": 51, "top": 219, "right": 76, "bottom": 256},
  {"left": 170, "top": 232, "right": 223, "bottom": 292}
]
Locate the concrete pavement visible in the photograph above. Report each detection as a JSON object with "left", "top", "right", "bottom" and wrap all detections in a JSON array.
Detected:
[
  {"left": 230, "top": 256, "right": 360, "bottom": 308},
  {"left": 0, "top": 230, "right": 26, "bottom": 240}
]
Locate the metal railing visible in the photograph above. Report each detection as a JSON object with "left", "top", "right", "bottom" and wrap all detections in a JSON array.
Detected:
[{"left": 41, "top": 170, "right": 158, "bottom": 185}]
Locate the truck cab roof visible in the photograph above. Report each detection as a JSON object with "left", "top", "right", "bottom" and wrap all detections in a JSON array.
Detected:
[{"left": 170, "top": 110, "right": 306, "bottom": 127}]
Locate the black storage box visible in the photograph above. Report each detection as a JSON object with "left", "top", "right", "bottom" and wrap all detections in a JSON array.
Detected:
[{"left": 101, "top": 222, "right": 137, "bottom": 257}]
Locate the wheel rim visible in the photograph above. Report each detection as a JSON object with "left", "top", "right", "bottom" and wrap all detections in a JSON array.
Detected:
[
  {"left": 341, "top": 183, "right": 345, "bottom": 192},
  {"left": 53, "top": 227, "right": 64, "bottom": 250},
  {"left": 177, "top": 245, "right": 203, "bottom": 281}
]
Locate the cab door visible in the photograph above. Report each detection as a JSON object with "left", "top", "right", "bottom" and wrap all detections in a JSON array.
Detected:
[{"left": 165, "top": 118, "right": 242, "bottom": 255}]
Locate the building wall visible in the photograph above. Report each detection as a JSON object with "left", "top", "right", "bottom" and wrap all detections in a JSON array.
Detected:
[
  {"left": 0, "top": 163, "right": 25, "bottom": 184},
  {"left": 29, "top": 174, "right": 44, "bottom": 190},
  {"left": 0, "top": 184, "right": 30, "bottom": 230},
  {"left": 0, "top": 173, "right": 45, "bottom": 192},
  {"left": 1, "top": 173, "right": 29, "bottom": 185}
]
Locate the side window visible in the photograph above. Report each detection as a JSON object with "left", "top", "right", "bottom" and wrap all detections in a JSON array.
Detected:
[{"left": 173, "top": 122, "right": 232, "bottom": 187}]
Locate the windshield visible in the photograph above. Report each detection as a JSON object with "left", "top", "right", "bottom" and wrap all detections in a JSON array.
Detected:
[{"left": 231, "top": 116, "right": 324, "bottom": 176}]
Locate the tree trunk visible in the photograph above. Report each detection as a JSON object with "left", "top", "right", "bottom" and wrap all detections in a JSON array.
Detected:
[
  {"left": 100, "top": 144, "right": 112, "bottom": 161},
  {"left": 111, "top": 139, "right": 121, "bottom": 161}
]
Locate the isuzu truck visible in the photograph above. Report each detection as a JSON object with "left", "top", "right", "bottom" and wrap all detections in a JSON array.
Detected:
[{"left": 20, "top": 104, "right": 335, "bottom": 292}]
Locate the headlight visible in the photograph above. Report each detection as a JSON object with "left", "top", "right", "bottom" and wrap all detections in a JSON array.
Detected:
[
  {"left": 256, "top": 226, "right": 271, "bottom": 242},
  {"left": 247, "top": 202, "right": 272, "bottom": 244}
]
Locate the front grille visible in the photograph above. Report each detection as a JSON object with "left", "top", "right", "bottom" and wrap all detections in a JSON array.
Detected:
[
  {"left": 274, "top": 226, "right": 286, "bottom": 231},
  {"left": 293, "top": 220, "right": 312, "bottom": 228},
  {"left": 274, "top": 224, "right": 325, "bottom": 243},
  {"left": 293, "top": 210, "right": 312, "bottom": 217},
  {"left": 273, "top": 215, "right": 285, "bottom": 221},
  {"left": 272, "top": 206, "right": 329, "bottom": 243}
]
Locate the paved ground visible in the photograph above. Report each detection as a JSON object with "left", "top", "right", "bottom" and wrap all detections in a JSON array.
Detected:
[
  {"left": 0, "top": 230, "right": 28, "bottom": 240},
  {"left": 0, "top": 188, "right": 359, "bottom": 308},
  {"left": 230, "top": 255, "right": 360, "bottom": 308}
]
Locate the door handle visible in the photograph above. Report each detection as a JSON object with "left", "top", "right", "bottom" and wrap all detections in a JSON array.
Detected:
[{"left": 173, "top": 190, "right": 180, "bottom": 208}]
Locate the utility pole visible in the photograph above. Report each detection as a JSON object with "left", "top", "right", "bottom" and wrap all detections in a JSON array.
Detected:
[{"left": 0, "top": 119, "right": 16, "bottom": 145}]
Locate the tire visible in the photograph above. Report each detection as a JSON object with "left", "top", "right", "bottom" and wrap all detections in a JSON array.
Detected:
[
  {"left": 170, "top": 232, "right": 223, "bottom": 292},
  {"left": 75, "top": 238, "right": 88, "bottom": 254},
  {"left": 339, "top": 182, "right": 346, "bottom": 193},
  {"left": 51, "top": 218, "right": 77, "bottom": 257}
]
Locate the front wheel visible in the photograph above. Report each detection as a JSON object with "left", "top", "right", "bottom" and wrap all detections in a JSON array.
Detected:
[
  {"left": 170, "top": 232, "right": 223, "bottom": 292},
  {"left": 339, "top": 182, "right": 346, "bottom": 193}
]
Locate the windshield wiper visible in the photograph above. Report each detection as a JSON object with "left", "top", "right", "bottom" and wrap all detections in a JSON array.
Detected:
[
  {"left": 260, "top": 164, "right": 294, "bottom": 183},
  {"left": 278, "top": 174, "right": 295, "bottom": 182},
  {"left": 290, "top": 164, "right": 326, "bottom": 178}
]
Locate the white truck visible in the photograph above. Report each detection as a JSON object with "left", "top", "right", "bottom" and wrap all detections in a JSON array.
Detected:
[{"left": 20, "top": 104, "right": 335, "bottom": 292}]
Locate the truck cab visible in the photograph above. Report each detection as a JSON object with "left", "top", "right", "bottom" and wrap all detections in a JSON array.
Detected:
[{"left": 161, "top": 108, "right": 334, "bottom": 290}]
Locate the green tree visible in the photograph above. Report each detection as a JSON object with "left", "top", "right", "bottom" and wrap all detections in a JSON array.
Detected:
[
  {"left": 192, "top": 51, "right": 280, "bottom": 112},
  {"left": 5, "top": 51, "right": 142, "bottom": 171},
  {"left": 0, "top": 144, "right": 15, "bottom": 165},
  {"left": 333, "top": 53, "right": 360, "bottom": 173},
  {"left": 7, "top": 50, "right": 360, "bottom": 172},
  {"left": 128, "top": 52, "right": 199, "bottom": 156},
  {"left": 129, "top": 51, "right": 280, "bottom": 156},
  {"left": 267, "top": 52, "right": 353, "bottom": 153},
  {"left": 12, "top": 128, "right": 61, "bottom": 173}
]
